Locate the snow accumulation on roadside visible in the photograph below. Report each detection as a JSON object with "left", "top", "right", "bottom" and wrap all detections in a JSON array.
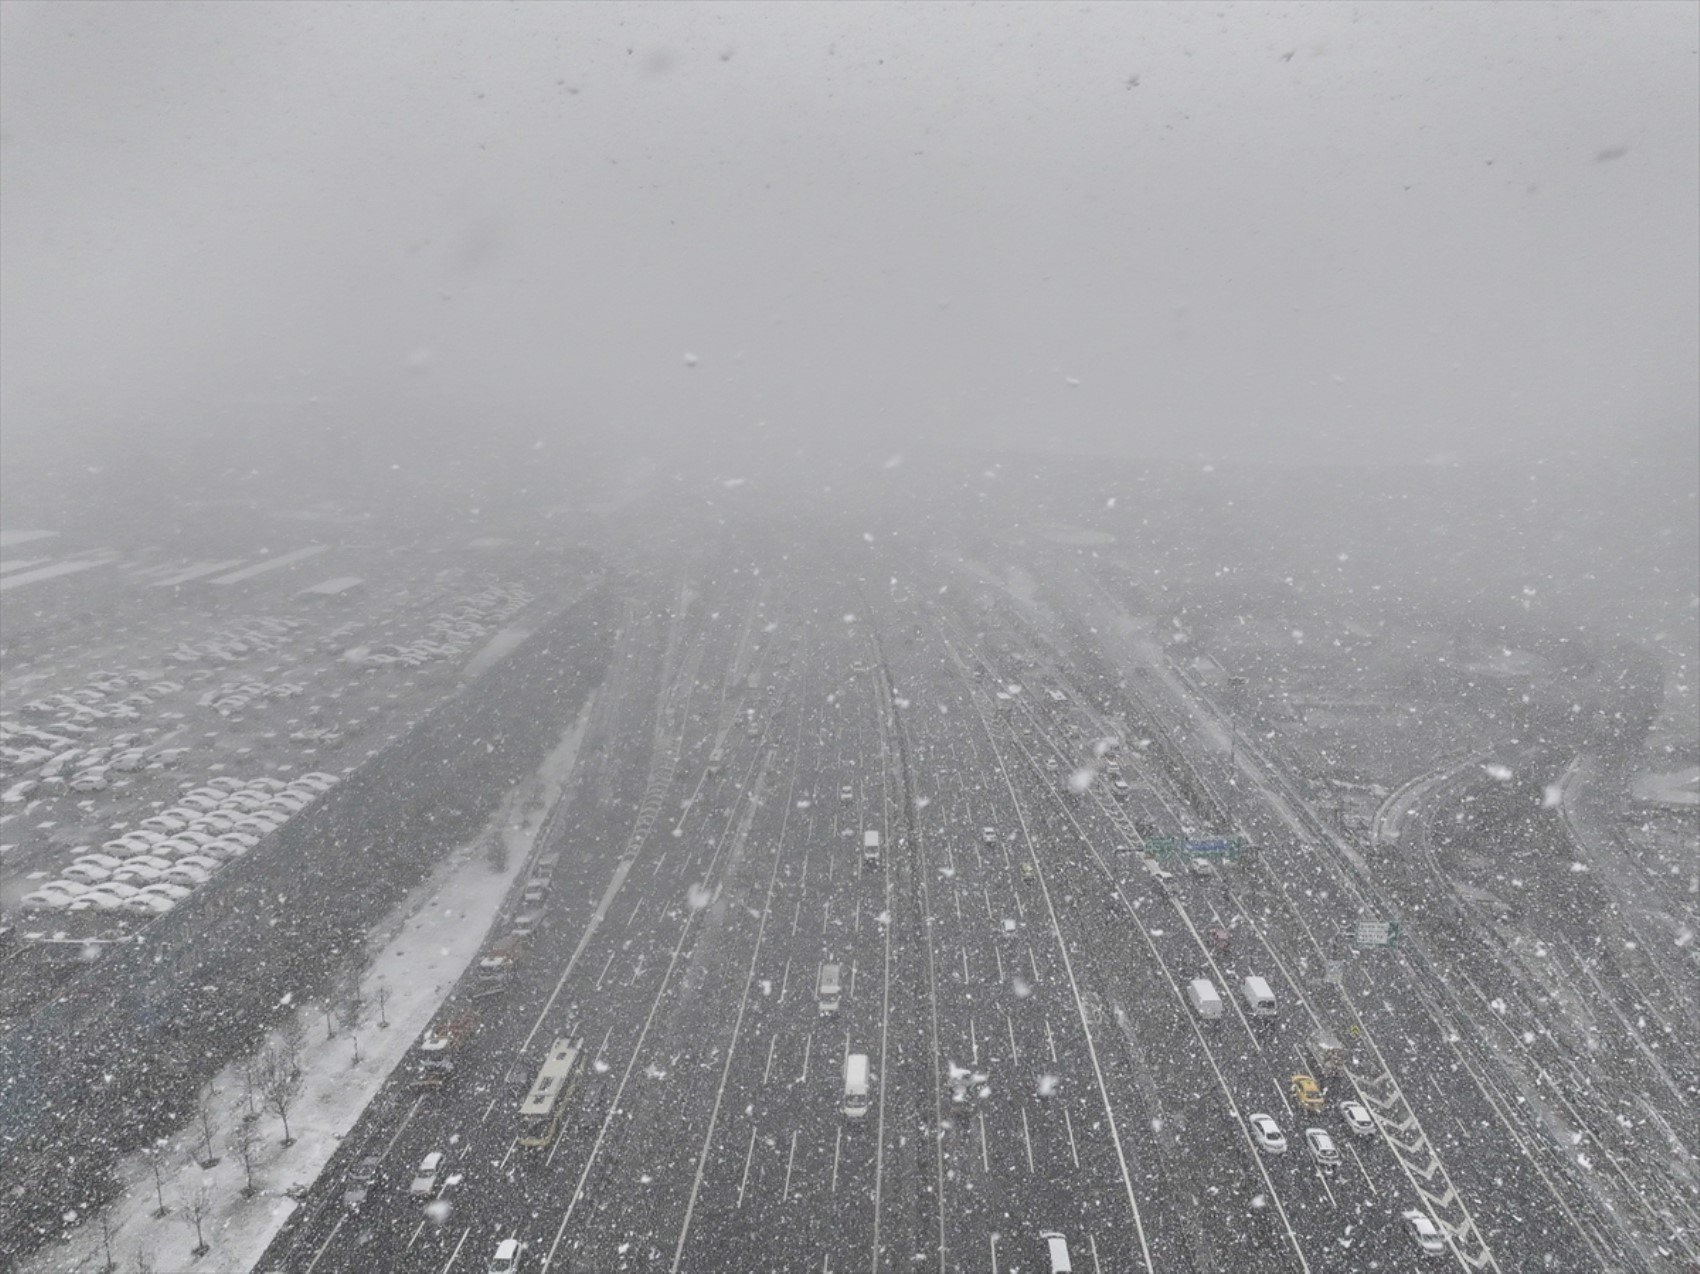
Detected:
[{"left": 24, "top": 697, "right": 593, "bottom": 1274}]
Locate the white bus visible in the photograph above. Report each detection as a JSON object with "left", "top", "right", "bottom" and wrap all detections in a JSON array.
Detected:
[{"left": 518, "top": 1037, "right": 582, "bottom": 1148}]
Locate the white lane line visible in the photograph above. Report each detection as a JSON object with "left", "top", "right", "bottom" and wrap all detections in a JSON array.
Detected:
[
  {"left": 978, "top": 1112, "right": 991, "bottom": 1172},
  {"left": 440, "top": 1225, "right": 472, "bottom": 1273},
  {"left": 989, "top": 1233, "right": 1001, "bottom": 1273},
  {"left": 961, "top": 672, "right": 1155, "bottom": 1273},
  {"left": 832, "top": 1126, "right": 843, "bottom": 1193},
  {"left": 381, "top": 1094, "right": 426, "bottom": 1157},
  {"left": 1005, "top": 1011, "right": 1020, "bottom": 1066},
  {"left": 1312, "top": 1158, "right": 1338, "bottom": 1209},
  {"left": 302, "top": 1214, "right": 346, "bottom": 1274},
  {"left": 763, "top": 1033, "right": 778, "bottom": 1084},
  {"left": 1347, "top": 1142, "right": 1377, "bottom": 1193},
  {"left": 778, "top": 955, "right": 792, "bottom": 1004},
  {"left": 521, "top": 853, "right": 634, "bottom": 1053},
  {"left": 1064, "top": 1106, "right": 1081, "bottom": 1168},
  {"left": 783, "top": 1129, "right": 800, "bottom": 1202},
  {"left": 594, "top": 951, "right": 616, "bottom": 990},
  {"left": 1046, "top": 1017, "right": 1058, "bottom": 1062},
  {"left": 406, "top": 1219, "right": 427, "bottom": 1251},
  {"left": 737, "top": 1125, "right": 758, "bottom": 1207},
  {"left": 1089, "top": 1232, "right": 1102, "bottom": 1273},
  {"left": 1020, "top": 1106, "right": 1036, "bottom": 1173},
  {"left": 960, "top": 945, "right": 970, "bottom": 982},
  {"left": 801, "top": 1031, "right": 812, "bottom": 1083},
  {"left": 969, "top": 1017, "right": 979, "bottom": 1064},
  {"left": 671, "top": 707, "right": 804, "bottom": 1271}
]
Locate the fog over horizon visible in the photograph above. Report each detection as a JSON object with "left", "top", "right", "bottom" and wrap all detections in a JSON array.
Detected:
[{"left": 2, "top": 0, "right": 1696, "bottom": 508}]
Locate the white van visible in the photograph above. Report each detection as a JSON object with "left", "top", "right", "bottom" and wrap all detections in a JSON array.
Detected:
[
  {"left": 1041, "top": 1230, "right": 1073, "bottom": 1273},
  {"left": 862, "top": 830, "right": 881, "bottom": 867},
  {"left": 1242, "top": 975, "right": 1277, "bottom": 1017},
  {"left": 1187, "top": 978, "right": 1224, "bottom": 1019},
  {"left": 843, "top": 1052, "right": 871, "bottom": 1118},
  {"left": 817, "top": 962, "right": 842, "bottom": 1015}
]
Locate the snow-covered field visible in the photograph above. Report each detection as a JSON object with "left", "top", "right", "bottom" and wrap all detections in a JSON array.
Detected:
[{"left": 24, "top": 698, "right": 592, "bottom": 1274}]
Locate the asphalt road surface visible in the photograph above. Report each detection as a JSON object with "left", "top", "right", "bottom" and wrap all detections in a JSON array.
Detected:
[{"left": 256, "top": 548, "right": 1694, "bottom": 1274}]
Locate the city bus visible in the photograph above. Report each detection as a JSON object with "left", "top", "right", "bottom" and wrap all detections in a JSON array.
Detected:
[{"left": 518, "top": 1037, "right": 583, "bottom": 1148}]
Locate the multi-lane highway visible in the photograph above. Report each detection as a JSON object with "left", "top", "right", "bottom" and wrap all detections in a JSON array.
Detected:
[{"left": 255, "top": 545, "right": 1693, "bottom": 1274}]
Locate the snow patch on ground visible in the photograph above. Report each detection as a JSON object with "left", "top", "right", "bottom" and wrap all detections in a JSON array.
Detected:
[
  {"left": 460, "top": 625, "right": 534, "bottom": 681},
  {"left": 23, "top": 697, "right": 594, "bottom": 1274}
]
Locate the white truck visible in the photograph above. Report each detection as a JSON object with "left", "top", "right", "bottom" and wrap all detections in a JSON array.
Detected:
[
  {"left": 1187, "top": 977, "right": 1224, "bottom": 1019},
  {"left": 862, "top": 830, "right": 881, "bottom": 866}
]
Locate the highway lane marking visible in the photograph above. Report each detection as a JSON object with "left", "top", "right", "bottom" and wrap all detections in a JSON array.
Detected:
[
  {"left": 956, "top": 673, "right": 1156, "bottom": 1273},
  {"left": 1020, "top": 1106, "right": 1036, "bottom": 1173},
  {"left": 520, "top": 852, "right": 635, "bottom": 1053},
  {"left": 960, "top": 945, "right": 970, "bottom": 982},
  {"left": 778, "top": 954, "right": 791, "bottom": 1003},
  {"left": 945, "top": 622, "right": 1287, "bottom": 1274},
  {"left": 832, "top": 1126, "right": 843, "bottom": 1192},
  {"left": 594, "top": 951, "right": 616, "bottom": 990},
  {"left": 440, "top": 1225, "right": 472, "bottom": 1273},
  {"left": 1312, "top": 1157, "right": 1338, "bottom": 1208},
  {"left": 989, "top": 1232, "right": 1000, "bottom": 1273},
  {"left": 540, "top": 906, "right": 697, "bottom": 1269},
  {"left": 978, "top": 1112, "right": 991, "bottom": 1172},
  {"left": 737, "top": 1124, "right": 758, "bottom": 1207},
  {"left": 783, "top": 1129, "right": 800, "bottom": 1201},
  {"left": 992, "top": 943, "right": 1005, "bottom": 982},
  {"left": 1347, "top": 1142, "right": 1377, "bottom": 1193},
  {"left": 969, "top": 1016, "right": 978, "bottom": 1064},
  {"left": 1027, "top": 944, "right": 1041, "bottom": 984},
  {"left": 670, "top": 685, "right": 807, "bottom": 1271},
  {"left": 1088, "top": 1232, "right": 1102, "bottom": 1273},
  {"left": 1064, "top": 1106, "right": 1081, "bottom": 1167},
  {"left": 381, "top": 1093, "right": 426, "bottom": 1158},
  {"left": 801, "top": 1030, "right": 812, "bottom": 1082},
  {"left": 1273, "top": 1077, "right": 1294, "bottom": 1118},
  {"left": 301, "top": 1213, "right": 345, "bottom": 1274},
  {"left": 1004, "top": 1010, "right": 1020, "bottom": 1065},
  {"left": 406, "top": 1219, "right": 427, "bottom": 1250},
  {"left": 481, "top": 1095, "right": 498, "bottom": 1124},
  {"left": 849, "top": 956, "right": 858, "bottom": 1000},
  {"left": 763, "top": 1033, "right": 778, "bottom": 1083},
  {"left": 1046, "top": 1016, "right": 1058, "bottom": 1062}
]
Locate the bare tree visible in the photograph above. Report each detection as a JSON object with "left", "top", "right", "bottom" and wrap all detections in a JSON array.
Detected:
[
  {"left": 183, "top": 1180, "right": 213, "bottom": 1259},
  {"left": 277, "top": 1016, "right": 307, "bottom": 1079},
  {"left": 229, "top": 1118, "right": 261, "bottom": 1198},
  {"left": 194, "top": 1094, "right": 221, "bottom": 1168},
  {"left": 145, "top": 1148, "right": 170, "bottom": 1218},
  {"left": 337, "top": 968, "right": 368, "bottom": 1066},
  {"left": 97, "top": 1212, "right": 116, "bottom": 1274},
  {"left": 260, "top": 1046, "right": 301, "bottom": 1147},
  {"left": 375, "top": 982, "right": 390, "bottom": 1028},
  {"left": 134, "top": 1245, "right": 157, "bottom": 1274},
  {"left": 239, "top": 1056, "right": 262, "bottom": 1122}
]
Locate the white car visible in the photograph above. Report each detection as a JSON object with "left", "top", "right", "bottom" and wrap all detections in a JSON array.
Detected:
[
  {"left": 62, "top": 863, "right": 115, "bottom": 884},
  {"left": 1339, "top": 1100, "right": 1375, "bottom": 1137},
  {"left": 123, "top": 893, "right": 177, "bottom": 915},
  {"left": 1401, "top": 1209, "right": 1447, "bottom": 1258},
  {"left": 1249, "top": 1113, "right": 1287, "bottom": 1155},
  {"left": 2, "top": 781, "right": 41, "bottom": 804},
  {"left": 220, "top": 831, "right": 260, "bottom": 849},
  {"left": 1304, "top": 1127, "right": 1341, "bottom": 1166},
  {"left": 409, "top": 1151, "right": 445, "bottom": 1197},
  {"left": 298, "top": 771, "right": 340, "bottom": 789},
  {"left": 111, "top": 863, "right": 167, "bottom": 884},
  {"left": 139, "top": 814, "right": 191, "bottom": 834},
  {"left": 138, "top": 881, "right": 193, "bottom": 901},
  {"left": 73, "top": 854, "right": 124, "bottom": 872},
  {"left": 204, "top": 776, "right": 248, "bottom": 793},
  {"left": 486, "top": 1238, "right": 523, "bottom": 1274},
  {"left": 109, "top": 751, "right": 150, "bottom": 772},
  {"left": 164, "top": 863, "right": 213, "bottom": 885},
  {"left": 21, "top": 889, "right": 79, "bottom": 910}
]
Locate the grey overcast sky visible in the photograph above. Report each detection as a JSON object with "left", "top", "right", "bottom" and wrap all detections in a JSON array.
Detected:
[{"left": 1, "top": 0, "right": 1695, "bottom": 486}]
